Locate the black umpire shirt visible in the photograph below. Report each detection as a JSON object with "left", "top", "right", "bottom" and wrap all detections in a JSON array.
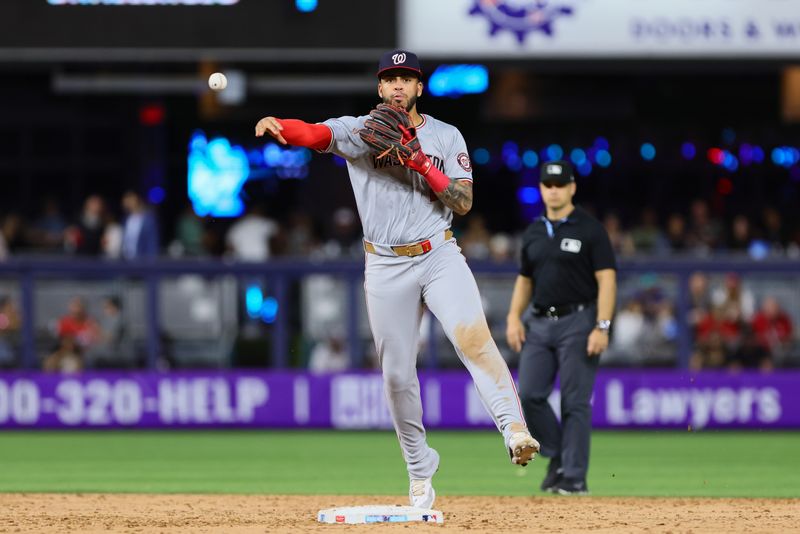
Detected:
[{"left": 519, "top": 205, "right": 616, "bottom": 308}]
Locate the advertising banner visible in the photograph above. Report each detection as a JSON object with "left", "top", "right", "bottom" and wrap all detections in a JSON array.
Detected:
[
  {"left": 1, "top": 370, "right": 797, "bottom": 429},
  {"left": 400, "top": 0, "right": 800, "bottom": 58}
]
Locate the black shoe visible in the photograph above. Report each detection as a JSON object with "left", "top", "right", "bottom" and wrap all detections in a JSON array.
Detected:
[
  {"left": 539, "top": 459, "right": 563, "bottom": 492},
  {"left": 553, "top": 477, "right": 589, "bottom": 495}
]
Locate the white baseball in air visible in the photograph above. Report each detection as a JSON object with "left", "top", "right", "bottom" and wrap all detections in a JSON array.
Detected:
[{"left": 208, "top": 72, "right": 228, "bottom": 91}]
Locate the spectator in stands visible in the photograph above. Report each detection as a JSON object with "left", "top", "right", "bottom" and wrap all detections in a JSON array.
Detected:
[
  {"left": 121, "top": 190, "right": 160, "bottom": 259},
  {"left": 284, "top": 211, "right": 319, "bottom": 257},
  {"left": 1, "top": 213, "right": 24, "bottom": 257},
  {"left": 605, "top": 298, "right": 645, "bottom": 365},
  {"left": 687, "top": 271, "right": 712, "bottom": 336},
  {"left": 691, "top": 301, "right": 747, "bottom": 370},
  {"left": 43, "top": 335, "right": 83, "bottom": 374},
  {"left": 85, "top": 296, "right": 131, "bottom": 369},
  {"left": 319, "top": 207, "right": 362, "bottom": 259},
  {"left": 0, "top": 221, "right": 7, "bottom": 261},
  {"left": 0, "top": 295, "right": 20, "bottom": 368},
  {"left": 665, "top": 212, "right": 688, "bottom": 253},
  {"left": 56, "top": 297, "right": 100, "bottom": 351},
  {"left": 488, "top": 233, "right": 514, "bottom": 263},
  {"left": 630, "top": 207, "right": 669, "bottom": 256},
  {"left": 750, "top": 296, "right": 793, "bottom": 370},
  {"left": 225, "top": 203, "right": 279, "bottom": 262},
  {"left": 460, "top": 214, "right": 492, "bottom": 260},
  {"left": 28, "top": 196, "right": 67, "bottom": 252},
  {"left": 64, "top": 195, "right": 108, "bottom": 256},
  {"left": 760, "top": 206, "right": 787, "bottom": 254},
  {"left": 711, "top": 272, "right": 755, "bottom": 320},
  {"left": 726, "top": 214, "right": 755, "bottom": 254},
  {"left": 686, "top": 199, "right": 723, "bottom": 255},
  {"left": 308, "top": 326, "right": 349, "bottom": 373},
  {"left": 102, "top": 211, "right": 123, "bottom": 259},
  {"left": 170, "top": 203, "right": 205, "bottom": 257},
  {"left": 603, "top": 212, "right": 635, "bottom": 257}
]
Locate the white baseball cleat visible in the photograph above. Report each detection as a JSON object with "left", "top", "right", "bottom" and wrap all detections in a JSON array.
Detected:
[
  {"left": 508, "top": 431, "right": 540, "bottom": 467},
  {"left": 409, "top": 477, "right": 436, "bottom": 509}
]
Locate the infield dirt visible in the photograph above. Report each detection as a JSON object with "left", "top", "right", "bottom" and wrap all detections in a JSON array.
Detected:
[{"left": 2, "top": 494, "right": 798, "bottom": 533}]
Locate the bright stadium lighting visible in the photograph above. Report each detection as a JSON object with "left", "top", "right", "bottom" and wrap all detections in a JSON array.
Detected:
[
  {"left": 428, "top": 65, "right": 489, "bottom": 98},
  {"left": 295, "top": 0, "right": 318, "bottom": 12},
  {"left": 640, "top": 143, "right": 656, "bottom": 161}
]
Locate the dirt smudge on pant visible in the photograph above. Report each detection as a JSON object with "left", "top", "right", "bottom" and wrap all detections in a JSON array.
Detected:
[
  {"left": 508, "top": 422, "right": 527, "bottom": 434},
  {"left": 453, "top": 318, "right": 506, "bottom": 386}
]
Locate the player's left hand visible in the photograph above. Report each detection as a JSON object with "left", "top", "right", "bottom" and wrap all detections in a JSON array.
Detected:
[
  {"left": 358, "top": 104, "right": 432, "bottom": 176},
  {"left": 586, "top": 329, "right": 608, "bottom": 357}
]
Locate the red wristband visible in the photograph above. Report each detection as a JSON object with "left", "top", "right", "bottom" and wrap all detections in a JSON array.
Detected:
[{"left": 423, "top": 165, "right": 450, "bottom": 194}]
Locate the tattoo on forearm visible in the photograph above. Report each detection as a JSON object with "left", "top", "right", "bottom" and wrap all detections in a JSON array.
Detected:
[{"left": 435, "top": 179, "right": 473, "bottom": 214}]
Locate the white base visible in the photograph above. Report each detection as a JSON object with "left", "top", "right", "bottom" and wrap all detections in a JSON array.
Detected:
[{"left": 317, "top": 505, "right": 444, "bottom": 524}]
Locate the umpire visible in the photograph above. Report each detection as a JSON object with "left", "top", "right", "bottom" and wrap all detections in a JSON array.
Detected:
[{"left": 505, "top": 160, "right": 616, "bottom": 495}]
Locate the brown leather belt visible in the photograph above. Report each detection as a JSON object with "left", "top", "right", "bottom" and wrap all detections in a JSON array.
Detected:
[{"left": 364, "top": 230, "right": 453, "bottom": 257}]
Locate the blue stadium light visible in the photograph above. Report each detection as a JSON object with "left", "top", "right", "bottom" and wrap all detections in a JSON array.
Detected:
[
  {"left": 593, "top": 137, "right": 610, "bottom": 151},
  {"left": 722, "top": 152, "right": 739, "bottom": 172},
  {"left": 785, "top": 146, "right": 800, "bottom": 166},
  {"left": 260, "top": 297, "right": 279, "bottom": 324},
  {"left": 147, "top": 186, "right": 166, "bottom": 205},
  {"left": 502, "top": 141, "right": 519, "bottom": 156},
  {"left": 247, "top": 148, "right": 264, "bottom": 167},
  {"left": 570, "top": 148, "right": 587, "bottom": 166},
  {"left": 428, "top": 65, "right": 489, "bottom": 98},
  {"left": 752, "top": 146, "right": 765, "bottom": 163},
  {"left": 545, "top": 144, "right": 563, "bottom": 161},
  {"left": 245, "top": 285, "right": 264, "bottom": 319},
  {"left": 577, "top": 160, "right": 593, "bottom": 176},
  {"left": 681, "top": 142, "right": 696, "bottom": 160},
  {"left": 517, "top": 187, "right": 541, "bottom": 205},
  {"left": 738, "top": 143, "right": 753, "bottom": 165},
  {"left": 187, "top": 132, "right": 249, "bottom": 217},
  {"left": 505, "top": 153, "right": 522, "bottom": 171},
  {"left": 295, "top": 0, "right": 318, "bottom": 12},
  {"left": 595, "top": 149, "right": 612, "bottom": 168},
  {"left": 771, "top": 147, "right": 786, "bottom": 166},
  {"left": 522, "top": 149, "right": 539, "bottom": 168},
  {"left": 263, "top": 143, "right": 283, "bottom": 167},
  {"left": 640, "top": 143, "right": 656, "bottom": 161},
  {"left": 473, "top": 148, "right": 490, "bottom": 165}
]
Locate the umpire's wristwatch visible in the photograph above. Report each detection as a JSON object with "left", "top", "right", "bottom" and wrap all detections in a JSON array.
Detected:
[{"left": 595, "top": 320, "right": 612, "bottom": 333}]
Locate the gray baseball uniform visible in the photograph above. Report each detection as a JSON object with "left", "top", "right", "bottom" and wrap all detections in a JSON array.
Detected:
[{"left": 323, "top": 114, "right": 528, "bottom": 480}]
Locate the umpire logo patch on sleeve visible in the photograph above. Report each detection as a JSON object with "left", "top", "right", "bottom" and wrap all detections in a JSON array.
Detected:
[
  {"left": 560, "top": 238, "right": 582, "bottom": 253},
  {"left": 457, "top": 152, "right": 472, "bottom": 172}
]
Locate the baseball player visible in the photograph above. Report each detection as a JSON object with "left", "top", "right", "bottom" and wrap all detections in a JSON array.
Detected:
[{"left": 255, "top": 49, "right": 539, "bottom": 509}]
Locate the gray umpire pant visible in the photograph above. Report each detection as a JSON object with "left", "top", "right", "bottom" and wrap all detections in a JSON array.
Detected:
[{"left": 517, "top": 304, "right": 599, "bottom": 481}]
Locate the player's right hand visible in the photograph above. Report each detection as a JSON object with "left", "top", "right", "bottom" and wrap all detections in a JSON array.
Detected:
[
  {"left": 506, "top": 316, "right": 526, "bottom": 353},
  {"left": 255, "top": 116, "right": 287, "bottom": 144}
]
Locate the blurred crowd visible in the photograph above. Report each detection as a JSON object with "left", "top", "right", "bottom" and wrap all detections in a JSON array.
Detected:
[
  {"left": 0, "top": 193, "right": 798, "bottom": 373},
  {"left": 1, "top": 194, "right": 800, "bottom": 263}
]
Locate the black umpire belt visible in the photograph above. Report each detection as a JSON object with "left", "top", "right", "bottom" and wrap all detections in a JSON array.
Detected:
[{"left": 532, "top": 301, "right": 593, "bottom": 320}]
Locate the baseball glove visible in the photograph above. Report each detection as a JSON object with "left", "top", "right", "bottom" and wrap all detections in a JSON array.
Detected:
[{"left": 358, "top": 104, "right": 423, "bottom": 166}]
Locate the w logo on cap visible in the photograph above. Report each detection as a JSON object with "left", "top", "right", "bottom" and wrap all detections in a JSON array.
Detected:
[{"left": 392, "top": 53, "right": 407, "bottom": 65}]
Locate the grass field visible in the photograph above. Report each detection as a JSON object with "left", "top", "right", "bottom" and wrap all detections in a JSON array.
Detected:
[{"left": 0, "top": 430, "right": 797, "bottom": 498}]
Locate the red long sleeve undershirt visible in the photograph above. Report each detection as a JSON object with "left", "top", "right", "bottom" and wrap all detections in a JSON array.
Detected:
[
  {"left": 276, "top": 119, "right": 332, "bottom": 151},
  {"left": 277, "top": 118, "right": 452, "bottom": 192}
]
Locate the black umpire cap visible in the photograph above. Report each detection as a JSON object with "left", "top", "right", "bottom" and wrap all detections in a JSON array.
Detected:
[
  {"left": 377, "top": 49, "right": 423, "bottom": 78},
  {"left": 540, "top": 160, "right": 575, "bottom": 186}
]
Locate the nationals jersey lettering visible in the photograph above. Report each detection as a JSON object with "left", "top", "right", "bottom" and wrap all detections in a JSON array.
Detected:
[
  {"left": 322, "top": 114, "right": 472, "bottom": 245},
  {"left": 373, "top": 153, "right": 445, "bottom": 173}
]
